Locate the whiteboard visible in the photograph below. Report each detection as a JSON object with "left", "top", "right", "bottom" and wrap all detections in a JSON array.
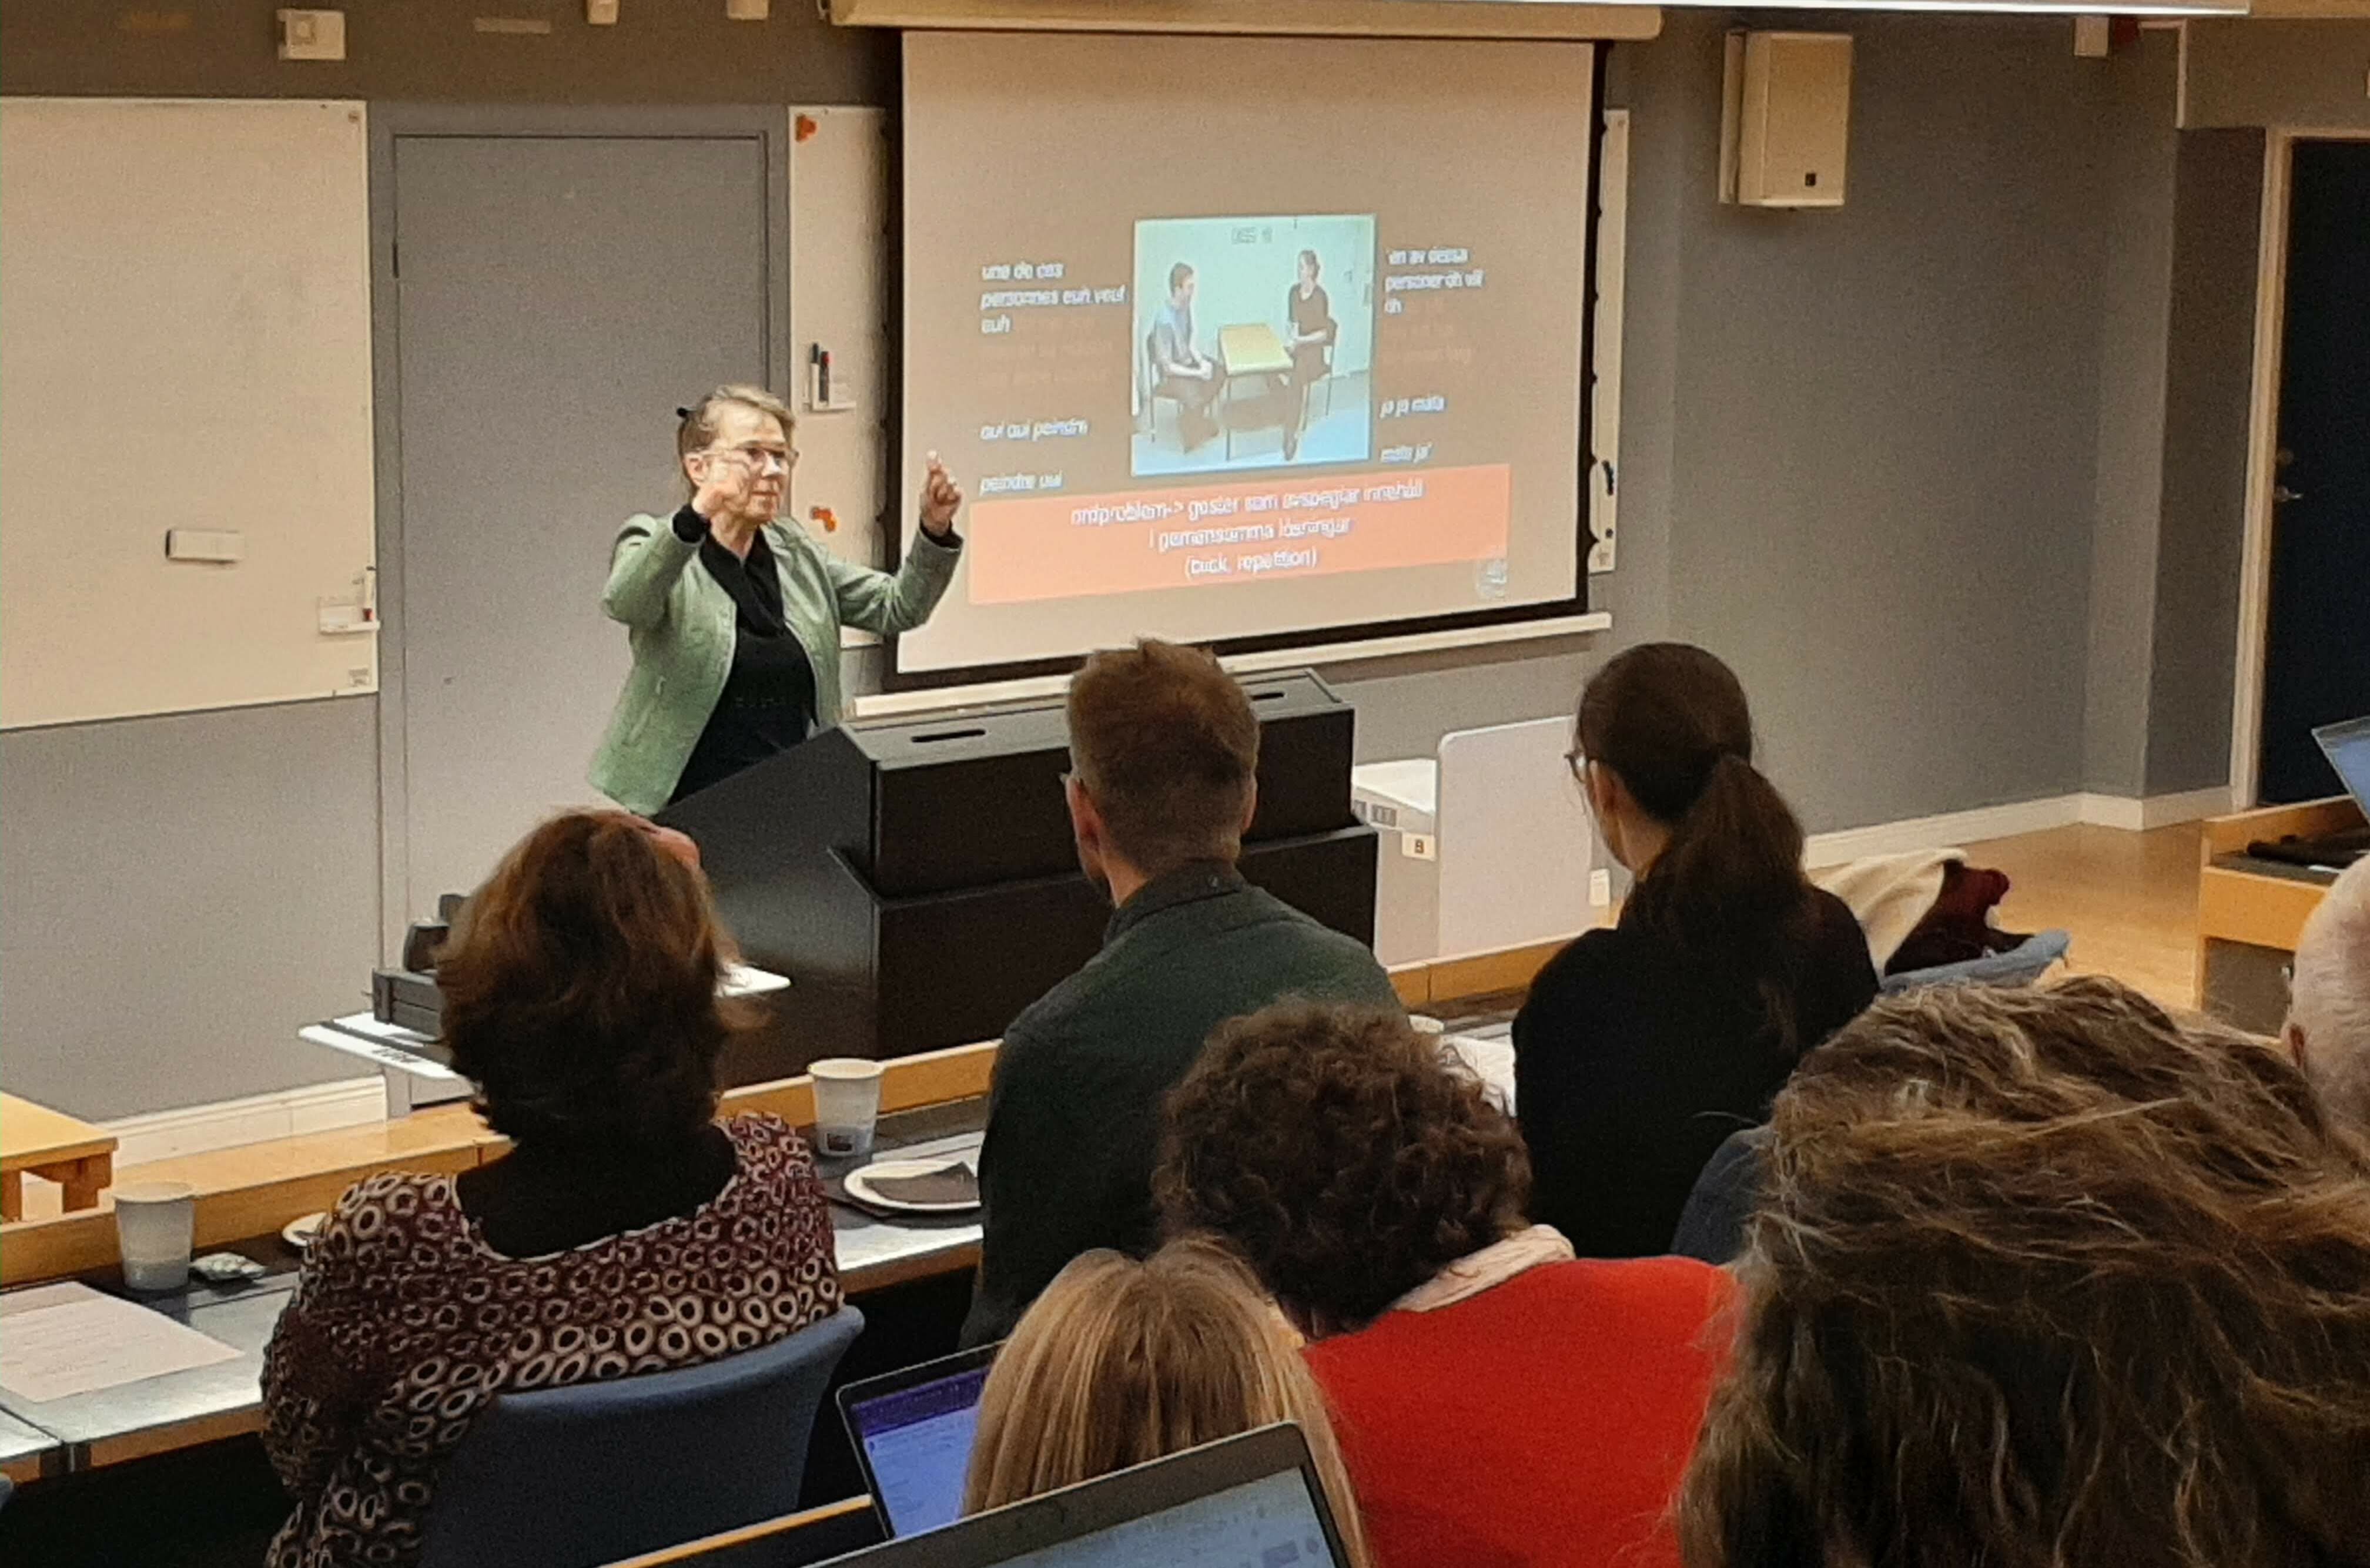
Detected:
[{"left": 1, "top": 99, "right": 377, "bottom": 729}]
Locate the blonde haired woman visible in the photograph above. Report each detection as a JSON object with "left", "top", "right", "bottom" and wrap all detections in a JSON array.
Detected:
[
  {"left": 590, "top": 385, "right": 965, "bottom": 813},
  {"left": 965, "top": 1239, "right": 1370, "bottom": 1567}
]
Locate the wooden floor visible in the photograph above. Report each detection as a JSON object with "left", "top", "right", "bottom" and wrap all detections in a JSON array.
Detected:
[{"left": 1959, "top": 821, "right": 2201, "bottom": 1010}]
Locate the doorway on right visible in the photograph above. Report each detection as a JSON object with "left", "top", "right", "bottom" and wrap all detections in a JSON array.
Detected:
[{"left": 2255, "top": 138, "right": 2370, "bottom": 805}]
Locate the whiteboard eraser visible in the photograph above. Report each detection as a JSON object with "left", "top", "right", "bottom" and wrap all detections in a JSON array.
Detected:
[{"left": 166, "top": 528, "right": 246, "bottom": 563}]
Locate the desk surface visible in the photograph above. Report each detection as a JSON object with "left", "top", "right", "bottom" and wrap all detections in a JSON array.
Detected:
[
  {"left": 1, "top": 1093, "right": 117, "bottom": 1170},
  {"left": 1219, "top": 323, "right": 1293, "bottom": 378},
  {"left": 0, "top": 1110, "right": 985, "bottom": 1476},
  {"left": 0, "top": 1406, "right": 61, "bottom": 1482},
  {"left": 0, "top": 1275, "right": 294, "bottom": 1469}
]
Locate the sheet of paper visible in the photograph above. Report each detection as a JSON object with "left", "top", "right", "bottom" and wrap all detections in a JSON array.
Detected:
[
  {"left": 0, "top": 1281, "right": 242, "bottom": 1403},
  {"left": 1442, "top": 1030, "right": 1517, "bottom": 1115},
  {"left": 721, "top": 964, "right": 790, "bottom": 998}
]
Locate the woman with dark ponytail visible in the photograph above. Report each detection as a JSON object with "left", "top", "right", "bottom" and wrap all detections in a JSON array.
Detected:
[{"left": 1514, "top": 644, "right": 1876, "bottom": 1258}]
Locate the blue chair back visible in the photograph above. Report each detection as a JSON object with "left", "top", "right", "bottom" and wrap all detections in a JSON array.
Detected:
[
  {"left": 1881, "top": 929, "right": 2072, "bottom": 993},
  {"left": 417, "top": 1305, "right": 865, "bottom": 1568}
]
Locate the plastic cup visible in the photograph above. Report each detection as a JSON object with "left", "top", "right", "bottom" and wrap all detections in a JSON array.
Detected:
[
  {"left": 1410, "top": 1015, "right": 1448, "bottom": 1038},
  {"left": 809, "top": 1058, "right": 886, "bottom": 1160},
  {"left": 115, "top": 1181, "right": 198, "bottom": 1292}
]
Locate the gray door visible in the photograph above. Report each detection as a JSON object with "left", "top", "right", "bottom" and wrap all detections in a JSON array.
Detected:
[{"left": 389, "top": 128, "right": 775, "bottom": 917}]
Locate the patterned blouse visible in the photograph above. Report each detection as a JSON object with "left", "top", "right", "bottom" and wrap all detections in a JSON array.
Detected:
[{"left": 262, "top": 1114, "right": 842, "bottom": 1568}]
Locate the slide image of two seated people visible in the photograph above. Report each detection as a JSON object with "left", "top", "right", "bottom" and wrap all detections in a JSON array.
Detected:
[{"left": 1133, "top": 214, "right": 1374, "bottom": 478}]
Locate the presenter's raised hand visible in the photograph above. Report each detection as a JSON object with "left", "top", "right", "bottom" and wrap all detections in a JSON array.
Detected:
[
  {"left": 690, "top": 446, "right": 756, "bottom": 525},
  {"left": 918, "top": 453, "right": 965, "bottom": 540}
]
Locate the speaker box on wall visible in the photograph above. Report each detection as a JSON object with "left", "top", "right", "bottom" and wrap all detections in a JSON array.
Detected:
[{"left": 1720, "top": 30, "right": 1853, "bottom": 209}]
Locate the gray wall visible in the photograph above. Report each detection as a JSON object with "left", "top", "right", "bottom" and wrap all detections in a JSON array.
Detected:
[
  {"left": 1621, "top": 14, "right": 2133, "bottom": 830},
  {"left": 2145, "top": 129, "right": 2263, "bottom": 795},
  {"left": 1, "top": 701, "right": 381, "bottom": 1117},
  {"left": 2083, "top": 35, "right": 2181, "bottom": 798},
  {"left": 0, "top": 12, "right": 2265, "bottom": 1119},
  {"left": 0, "top": 1, "right": 893, "bottom": 105},
  {"left": 2184, "top": 19, "right": 2370, "bottom": 131}
]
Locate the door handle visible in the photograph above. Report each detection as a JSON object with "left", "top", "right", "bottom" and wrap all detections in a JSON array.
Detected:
[{"left": 2274, "top": 485, "right": 2304, "bottom": 504}]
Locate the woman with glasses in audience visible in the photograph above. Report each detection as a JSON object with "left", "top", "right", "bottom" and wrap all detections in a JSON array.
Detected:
[
  {"left": 590, "top": 386, "right": 967, "bottom": 813},
  {"left": 1159, "top": 1002, "right": 1731, "bottom": 1568},
  {"left": 1681, "top": 977, "right": 2370, "bottom": 1567},
  {"left": 262, "top": 810, "right": 842, "bottom": 1568},
  {"left": 1517, "top": 642, "right": 1876, "bottom": 1257},
  {"left": 964, "top": 1237, "right": 1371, "bottom": 1568}
]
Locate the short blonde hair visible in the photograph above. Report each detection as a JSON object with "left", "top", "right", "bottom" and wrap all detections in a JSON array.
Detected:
[
  {"left": 675, "top": 384, "right": 795, "bottom": 497},
  {"left": 963, "top": 1239, "right": 1369, "bottom": 1567}
]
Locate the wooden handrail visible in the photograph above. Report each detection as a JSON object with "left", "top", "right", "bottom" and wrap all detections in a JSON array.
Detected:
[{"left": 602, "top": 1495, "right": 875, "bottom": 1566}]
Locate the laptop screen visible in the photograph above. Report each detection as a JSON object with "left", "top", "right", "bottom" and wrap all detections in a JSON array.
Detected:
[
  {"left": 845, "top": 1361, "right": 994, "bottom": 1536},
  {"left": 989, "top": 1470, "right": 1339, "bottom": 1568},
  {"left": 2316, "top": 718, "right": 2370, "bottom": 813}
]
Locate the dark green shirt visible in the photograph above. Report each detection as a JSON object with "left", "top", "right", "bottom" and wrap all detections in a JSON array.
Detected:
[{"left": 960, "top": 862, "right": 1400, "bottom": 1346}]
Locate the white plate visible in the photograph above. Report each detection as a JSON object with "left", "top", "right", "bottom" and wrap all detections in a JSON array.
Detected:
[
  {"left": 283, "top": 1212, "right": 327, "bottom": 1252},
  {"left": 845, "top": 1158, "right": 980, "bottom": 1215}
]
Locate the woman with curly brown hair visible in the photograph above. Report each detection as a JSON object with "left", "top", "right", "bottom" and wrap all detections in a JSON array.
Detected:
[
  {"left": 1157, "top": 1002, "right": 1733, "bottom": 1568},
  {"left": 1680, "top": 977, "right": 2370, "bottom": 1568},
  {"left": 262, "top": 810, "right": 842, "bottom": 1568}
]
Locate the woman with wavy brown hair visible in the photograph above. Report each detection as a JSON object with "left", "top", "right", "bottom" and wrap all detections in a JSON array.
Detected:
[
  {"left": 963, "top": 1238, "right": 1371, "bottom": 1568},
  {"left": 1681, "top": 976, "right": 2370, "bottom": 1568},
  {"left": 1158, "top": 1003, "right": 1733, "bottom": 1568},
  {"left": 263, "top": 811, "right": 841, "bottom": 1568}
]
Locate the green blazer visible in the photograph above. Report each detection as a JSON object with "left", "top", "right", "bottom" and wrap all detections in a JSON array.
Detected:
[{"left": 589, "top": 515, "right": 960, "bottom": 814}]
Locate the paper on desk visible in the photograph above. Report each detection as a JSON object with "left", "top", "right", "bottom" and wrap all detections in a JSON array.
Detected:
[{"left": 0, "top": 1281, "right": 241, "bottom": 1403}]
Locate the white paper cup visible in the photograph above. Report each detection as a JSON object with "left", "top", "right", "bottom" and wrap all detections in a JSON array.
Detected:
[
  {"left": 115, "top": 1181, "right": 198, "bottom": 1292},
  {"left": 810, "top": 1058, "right": 886, "bottom": 1160},
  {"left": 1410, "top": 1014, "right": 1448, "bottom": 1038}
]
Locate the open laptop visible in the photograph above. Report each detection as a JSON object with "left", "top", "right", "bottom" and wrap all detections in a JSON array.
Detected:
[
  {"left": 814, "top": 1423, "right": 1353, "bottom": 1568},
  {"left": 2318, "top": 718, "right": 2370, "bottom": 825},
  {"left": 2247, "top": 717, "right": 2370, "bottom": 872},
  {"left": 838, "top": 1344, "right": 1000, "bottom": 1537}
]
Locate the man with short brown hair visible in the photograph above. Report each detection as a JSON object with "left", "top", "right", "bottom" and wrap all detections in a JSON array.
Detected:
[{"left": 960, "top": 639, "right": 1398, "bottom": 1345}]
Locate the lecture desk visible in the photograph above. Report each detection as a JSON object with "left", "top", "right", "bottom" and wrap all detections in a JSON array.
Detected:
[
  {"left": 2197, "top": 796, "right": 2358, "bottom": 1034},
  {"left": 0, "top": 1104, "right": 985, "bottom": 1482},
  {"left": 1, "top": 1093, "right": 118, "bottom": 1221}
]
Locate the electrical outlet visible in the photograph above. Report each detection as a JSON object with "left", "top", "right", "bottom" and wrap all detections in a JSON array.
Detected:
[
  {"left": 725, "top": 0, "right": 769, "bottom": 17},
  {"left": 276, "top": 9, "right": 346, "bottom": 61},
  {"left": 587, "top": 0, "right": 620, "bottom": 20},
  {"left": 1589, "top": 869, "right": 1612, "bottom": 907}
]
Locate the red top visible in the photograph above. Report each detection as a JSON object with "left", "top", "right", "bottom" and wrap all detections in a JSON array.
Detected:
[{"left": 1304, "top": 1254, "right": 1734, "bottom": 1568}]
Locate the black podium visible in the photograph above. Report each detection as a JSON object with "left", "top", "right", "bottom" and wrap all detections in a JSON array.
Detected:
[{"left": 657, "top": 671, "right": 1378, "bottom": 1078}]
